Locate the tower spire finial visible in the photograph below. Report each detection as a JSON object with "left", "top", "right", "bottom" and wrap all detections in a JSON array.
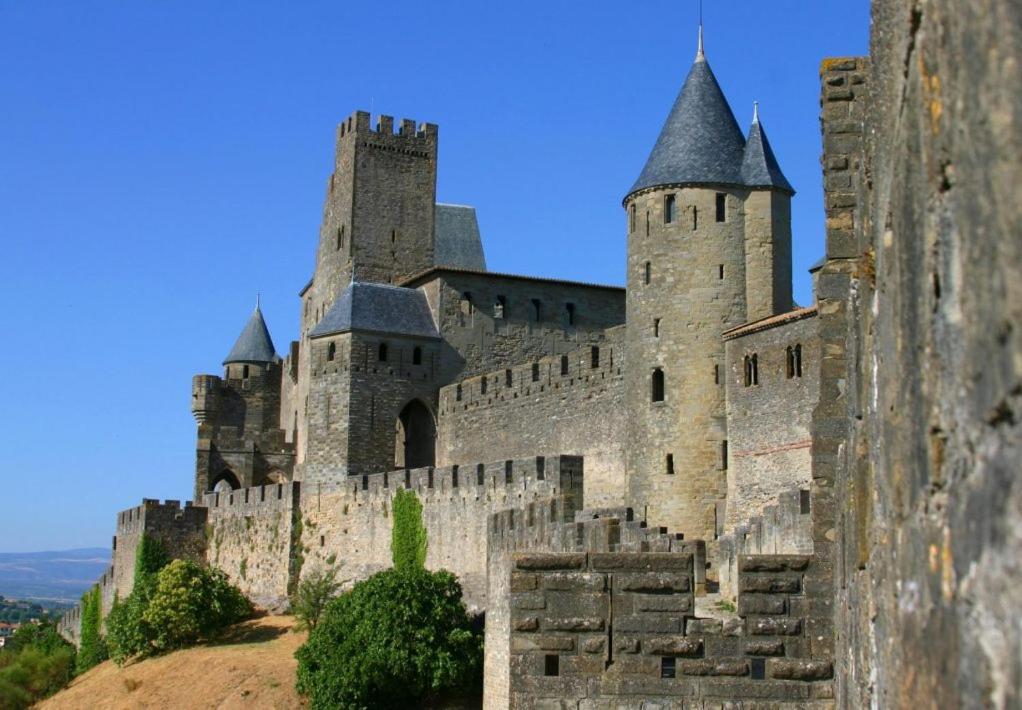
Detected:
[
  {"left": 695, "top": 1, "right": 705, "bottom": 62},
  {"left": 256, "top": 292, "right": 261, "bottom": 310},
  {"left": 753, "top": 101, "right": 760, "bottom": 123}
]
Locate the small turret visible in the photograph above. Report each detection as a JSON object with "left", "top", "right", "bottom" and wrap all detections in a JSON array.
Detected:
[
  {"left": 223, "top": 298, "right": 278, "bottom": 366},
  {"left": 740, "top": 103, "right": 794, "bottom": 194}
]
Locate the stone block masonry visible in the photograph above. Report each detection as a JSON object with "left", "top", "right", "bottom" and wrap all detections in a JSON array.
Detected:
[{"left": 503, "top": 552, "right": 831, "bottom": 708}]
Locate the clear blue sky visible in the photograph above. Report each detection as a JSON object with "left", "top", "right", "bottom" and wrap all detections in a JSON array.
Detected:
[{"left": 0, "top": 1, "right": 869, "bottom": 552}]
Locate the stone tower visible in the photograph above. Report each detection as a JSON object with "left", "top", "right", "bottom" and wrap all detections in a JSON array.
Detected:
[
  {"left": 623, "top": 30, "right": 794, "bottom": 538},
  {"left": 192, "top": 303, "right": 293, "bottom": 499}
]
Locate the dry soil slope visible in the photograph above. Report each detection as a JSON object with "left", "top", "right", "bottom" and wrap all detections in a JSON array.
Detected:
[{"left": 38, "top": 615, "right": 307, "bottom": 709}]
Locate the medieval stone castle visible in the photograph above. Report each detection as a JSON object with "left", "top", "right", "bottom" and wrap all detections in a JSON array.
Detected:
[{"left": 58, "top": 6, "right": 1022, "bottom": 707}]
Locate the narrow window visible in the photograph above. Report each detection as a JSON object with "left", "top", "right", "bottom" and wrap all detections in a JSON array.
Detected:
[
  {"left": 505, "top": 460, "right": 513, "bottom": 484},
  {"left": 481, "top": 377, "right": 488, "bottom": 394},
  {"left": 715, "top": 192, "right": 726, "bottom": 222},
  {"left": 693, "top": 206, "right": 698, "bottom": 230},
  {"left": 378, "top": 343, "right": 388, "bottom": 362},
  {"left": 536, "top": 456, "right": 545, "bottom": 479},
  {"left": 591, "top": 346, "right": 600, "bottom": 369},
  {"left": 560, "top": 355, "right": 569, "bottom": 376},
  {"left": 544, "top": 655, "right": 560, "bottom": 677},
  {"left": 629, "top": 203, "right": 636, "bottom": 232},
  {"left": 505, "top": 369, "right": 513, "bottom": 387},
  {"left": 751, "top": 658, "right": 766, "bottom": 680},
  {"left": 530, "top": 298, "right": 542, "bottom": 321},
  {"left": 744, "top": 355, "right": 752, "bottom": 387},
  {"left": 532, "top": 363, "right": 540, "bottom": 382},
  {"left": 664, "top": 194, "right": 676, "bottom": 223},
  {"left": 336, "top": 225, "right": 345, "bottom": 251},
  {"left": 646, "top": 210, "right": 650, "bottom": 236},
  {"left": 456, "top": 384, "right": 462, "bottom": 401},
  {"left": 661, "top": 657, "right": 676, "bottom": 679},
  {"left": 452, "top": 465, "right": 459, "bottom": 488},
  {"left": 800, "top": 489, "right": 811, "bottom": 514},
  {"left": 786, "top": 346, "right": 795, "bottom": 379},
  {"left": 391, "top": 229, "right": 397, "bottom": 243},
  {"left": 412, "top": 346, "right": 422, "bottom": 365},
  {"left": 494, "top": 295, "right": 506, "bottom": 319},
  {"left": 476, "top": 463, "right": 485, "bottom": 486},
  {"left": 242, "top": 365, "right": 249, "bottom": 379},
  {"left": 460, "top": 292, "right": 474, "bottom": 326},
  {"left": 752, "top": 354, "right": 759, "bottom": 385},
  {"left": 654, "top": 318, "right": 661, "bottom": 337},
  {"left": 319, "top": 535, "right": 325, "bottom": 547},
  {"left": 651, "top": 368, "right": 665, "bottom": 402},
  {"left": 666, "top": 454, "right": 675, "bottom": 475},
  {"left": 714, "top": 364, "right": 720, "bottom": 384},
  {"left": 794, "top": 344, "right": 803, "bottom": 378},
  {"left": 721, "top": 440, "right": 729, "bottom": 470},
  {"left": 718, "top": 264, "right": 724, "bottom": 279},
  {"left": 327, "top": 342, "right": 336, "bottom": 362},
  {"left": 644, "top": 261, "right": 651, "bottom": 285},
  {"left": 565, "top": 303, "right": 576, "bottom": 326}
]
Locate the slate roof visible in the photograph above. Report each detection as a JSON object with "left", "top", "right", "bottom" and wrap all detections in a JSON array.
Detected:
[
  {"left": 741, "top": 110, "right": 794, "bottom": 194},
  {"left": 628, "top": 56, "right": 747, "bottom": 198},
  {"left": 434, "top": 204, "right": 487, "bottom": 271},
  {"left": 722, "top": 305, "right": 818, "bottom": 340},
  {"left": 309, "top": 281, "right": 440, "bottom": 340},
  {"left": 223, "top": 306, "right": 278, "bottom": 364}
]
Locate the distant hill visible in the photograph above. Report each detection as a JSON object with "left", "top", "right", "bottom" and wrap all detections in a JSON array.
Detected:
[{"left": 0, "top": 548, "right": 110, "bottom": 603}]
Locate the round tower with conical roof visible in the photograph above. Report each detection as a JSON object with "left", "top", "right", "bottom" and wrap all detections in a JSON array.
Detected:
[{"left": 623, "top": 28, "right": 794, "bottom": 539}]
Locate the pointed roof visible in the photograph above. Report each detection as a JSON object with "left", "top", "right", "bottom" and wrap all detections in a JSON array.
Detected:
[
  {"left": 740, "top": 104, "right": 794, "bottom": 194},
  {"left": 223, "top": 304, "right": 278, "bottom": 365},
  {"left": 627, "top": 35, "right": 747, "bottom": 199},
  {"left": 309, "top": 281, "right": 440, "bottom": 340}
]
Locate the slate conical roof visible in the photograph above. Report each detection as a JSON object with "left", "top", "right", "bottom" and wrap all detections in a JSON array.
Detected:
[
  {"left": 740, "top": 105, "right": 794, "bottom": 194},
  {"left": 223, "top": 304, "right": 278, "bottom": 365},
  {"left": 627, "top": 41, "right": 747, "bottom": 199}
]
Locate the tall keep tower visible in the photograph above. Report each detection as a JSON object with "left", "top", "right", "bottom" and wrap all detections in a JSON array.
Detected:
[{"left": 624, "top": 29, "right": 794, "bottom": 539}]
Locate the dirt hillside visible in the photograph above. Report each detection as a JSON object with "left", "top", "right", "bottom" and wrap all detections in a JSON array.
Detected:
[{"left": 38, "top": 615, "right": 307, "bottom": 709}]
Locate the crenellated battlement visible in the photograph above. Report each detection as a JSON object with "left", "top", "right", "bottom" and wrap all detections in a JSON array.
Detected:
[
  {"left": 439, "top": 328, "right": 625, "bottom": 415},
  {"left": 203, "top": 481, "right": 299, "bottom": 514},
  {"left": 336, "top": 110, "right": 438, "bottom": 150}
]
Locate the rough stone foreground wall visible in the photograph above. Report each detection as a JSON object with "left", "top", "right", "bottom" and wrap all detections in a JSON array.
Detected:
[
  {"left": 437, "top": 326, "right": 626, "bottom": 508},
  {"left": 821, "top": 1, "right": 1022, "bottom": 705},
  {"left": 299, "top": 455, "right": 584, "bottom": 612},
  {"left": 503, "top": 552, "right": 832, "bottom": 709},
  {"left": 56, "top": 565, "right": 115, "bottom": 645},
  {"left": 203, "top": 483, "right": 301, "bottom": 611},
  {"left": 723, "top": 310, "right": 819, "bottom": 535}
]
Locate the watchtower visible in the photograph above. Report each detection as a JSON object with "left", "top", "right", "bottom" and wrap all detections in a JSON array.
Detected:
[{"left": 623, "top": 29, "right": 794, "bottom": 539}]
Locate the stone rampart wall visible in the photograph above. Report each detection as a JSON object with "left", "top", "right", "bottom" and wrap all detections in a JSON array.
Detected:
[{"left": 437, "top": 327, "right": 626, "bottom": 508}]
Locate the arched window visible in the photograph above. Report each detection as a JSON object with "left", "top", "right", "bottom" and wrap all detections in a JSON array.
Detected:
[
  {"left": 786, "top": 346, "right": 795, "bottom": 379},
  {"left": 532, "top": 363, "right": 540, "bottom": 382},
  {"left": 651, "top": 368, "right": 665, "bottom": 402},
  {"left": 505, "top": 369, "right": 513, "bottom": 387},
  {"left": 664, "top": 194, "right": 676, "bottom": 224},
  {"left": 565, "top": 303, "right": 576, "bottom": 327},
  {"left": 327, "top": 342, "right": 336, "bottom": 362},
  {"left": 794, "top": 344, "right": 803, "bottom": 378},
  {"left": 494, "top": 295, "right": 506, "bottom": 319},
  {"left": 460, "top": 292, "right": 474, "bottom": 326},
  {"left": 715, "top": 193, "right": 727, "bottom": 222},
  {"left": 654, "top": 318, "right": 661, "bottom": 337},
  {"left": 531, "top": 298, "right": 542, "bottom": 321},
  {"left": 412, "top": 346, "right": 422, "bottom": 365},
  {"left": 242, "top": 365, "right": 250, "bottom": 379},
  {"left": 378, "top": 343, "right": 388, "bottom": 362},
  {"left": 744, "top": 353, "right": 759, "bottom": 386}
]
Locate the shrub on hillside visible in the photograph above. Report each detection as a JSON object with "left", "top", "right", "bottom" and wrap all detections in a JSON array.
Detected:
[
  {"left": 0, "top": 622, "right": 76, "bottom": 709},
  {"left": 295, "top": 567, "right": 482, "bottom": 709},
  {"left": 107, "top": 560, "right": 251, "bottom": 661},
  {"left": 74, "top": 585, "right": 107, "bottom": 674},
  {"left": 291, "top": 567, "right": 340, "bottom": 631}
]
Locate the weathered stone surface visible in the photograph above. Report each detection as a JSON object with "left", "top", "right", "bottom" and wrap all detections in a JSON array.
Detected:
[
  {"left": 515, "top": 553, "right": 587, "bottom": 571},
  {"left": 744, "top": 639, "right": 785, "bottom": 656},
  {"left": 748, "top": 617, "right": 802, "bottom": 636},
  {"left": 542, "top": 617, "right": 605, "bottom": 632},
  {"left": 617, "top": 573, "right": 690, "bottom": 593},
  {"left": 738, "top": 594, "right": 787, "bottom": 616},
  {"left": 739, "top": 556, "right": 811, "bottom": 572},
  {"left": 591, "top": 553, "right": 692, "bottom": 572},
  {"left": 769, "top": 659, "right": 834, "bottom": 681},
  {"left": 680, "top": 659, "right": 750, "bottom": 676},
  {"left": 642, "top": 636, "right": 703, "bottom": 657},
  {"left": 739, "top": 576, "right": 801, "bottom": 594},
  {"left": 542, "top": 572, "right": 606, "bottom": 591}
]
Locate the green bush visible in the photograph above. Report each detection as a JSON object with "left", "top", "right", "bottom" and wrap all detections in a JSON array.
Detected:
[
  {"left": 105, "top": 533, "right": 170, "bottom": 664},
  {"left": 295, "top": 568, "right": 482, "bottom": 709},
  {"left": 391, "top": 488, "right": 427, "bottom": 571},
  {"left": 291, "top": 567, "right": 340, "bottom": 631},
  {"left": 143, "top": 560, "right": 251, "bottom": 652},
  {"left": 75, "top": 585, "right": 107, "bottom": 674},
  {"left": 0, "top": 622, "right": 76, "bottom": 709}
]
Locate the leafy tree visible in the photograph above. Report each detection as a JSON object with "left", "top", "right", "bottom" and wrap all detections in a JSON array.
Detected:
[
  {"left": 142, "top": 560, "right": 251, "bottom": 653},
  {"left": 391, "top": 488, "right": 427, "bottom": 571},
  {"left": 295, "top": 568, "right": 482, "bottom": 709},
  {"left": 291, "top": 567, "right": 340, "bottom": 631},
  {"left": 0, "top": 621, "right": 76, "bottom": 709},
  {"left": 134, "top": 533, "right": 169, "bottom": 582}
]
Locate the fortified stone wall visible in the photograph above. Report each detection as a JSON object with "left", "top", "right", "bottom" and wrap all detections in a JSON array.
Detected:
[
  {"left": 298, "top": 455, "right": 584, "bottom": 612},
  {"left": 501, "top": 551, "right": 832, "bottom": 709},
  {"left": 723, "top": 308, "right": 819, "bottom": 534},
  {"left": 56, "top": 565, "right": 116, "bottom": 646},
  {"left": 821, "top": 1, "right": 1022, "bottom": 706},
  {"left": 409, "top": 269, "right": 626, "bottom": 384},
  {"left": 437, "top": 326, "right": 626, "bottom": 508},
  {"left": 203, "top": 482, "right": 301, "bottom": 611}
]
